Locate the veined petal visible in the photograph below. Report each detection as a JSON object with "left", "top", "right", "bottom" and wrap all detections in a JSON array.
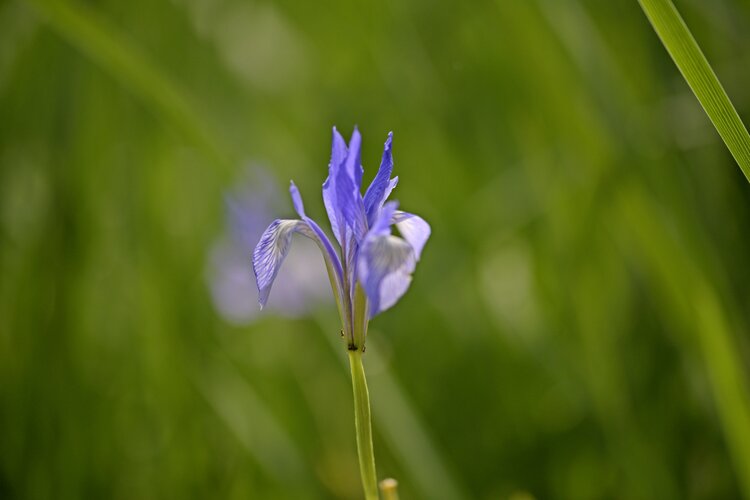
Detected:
[
  {"left": 358, "top": 234, "right": 416, "bottom": 317},
  {"left": 253, "top": 182, "right": 346, "bottom": 309},
  {"left": 392, "top": 211, "right": 431, "bottom": 260},
  {"left": 252, "top": 219, "right": 307, "bottom": 308},
  {"left": 336, "top": 151, "right": 367, "bottom": 242},
  {"left": 363, "top": 132, "right": 395, "bottom": 226},
  {"left": 322, "top": 127, "right": 348, "bottom": 244}
]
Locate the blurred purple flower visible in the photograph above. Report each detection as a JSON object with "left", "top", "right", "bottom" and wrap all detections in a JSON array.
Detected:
[
  {"left": 252, "top": 128, "right": 430, "bottom": 349},
  {"left": 208, "top": 169, "right": 330, "bottom": 325}
]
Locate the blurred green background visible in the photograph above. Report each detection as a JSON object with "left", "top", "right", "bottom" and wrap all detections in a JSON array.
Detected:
[{"left": 3, "top": 0, "right": 750, "bottom": 498}]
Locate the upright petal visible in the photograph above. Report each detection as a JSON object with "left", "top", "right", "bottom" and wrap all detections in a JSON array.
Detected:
[
  {"left": 392, "top": 211, "right": 431, "bottom": 260},
  {"left": 383, "top": 177, "right": 398, "bottom": 205},
  {"left": 252, "top": 219, "right": 307, "bottom": 308},
  {"left": 363, "top": 132, "right": 395, "bottom": 226},
  {"left": 336, "top": 150, "right": 367, "bottom": 242},
  {"left": 322, "top": 127, "right": 348, "bottom": 244},
  {"left": 289, "top": 180, "right": 306, "bottom": 217},
  {"left": 346, "top": 127, "right": 364, "bottom": 190}
]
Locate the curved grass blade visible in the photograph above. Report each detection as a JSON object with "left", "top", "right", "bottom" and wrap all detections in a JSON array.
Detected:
[{"left": 638, "top": 0, "right": 750, "bottom": 183}]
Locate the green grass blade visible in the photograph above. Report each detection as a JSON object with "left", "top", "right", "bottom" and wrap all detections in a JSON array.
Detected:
[{"left": 638, "top": 0, "right": 750, "bottom": 183}]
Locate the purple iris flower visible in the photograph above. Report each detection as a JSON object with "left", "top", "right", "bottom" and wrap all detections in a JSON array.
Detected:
[{"left": 252, "top": 127, "right": 430, "bottom": 349}]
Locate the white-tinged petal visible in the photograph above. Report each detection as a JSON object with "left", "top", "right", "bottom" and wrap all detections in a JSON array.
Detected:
[
  {"left": 358, "top": 234, "right": 416, "bottom": 317},
  {"left": 252, "top": 219, "right": 306, "bottom": 308},
  {"left": 392, "top": 210, "right": 431, "bottom": 260}
]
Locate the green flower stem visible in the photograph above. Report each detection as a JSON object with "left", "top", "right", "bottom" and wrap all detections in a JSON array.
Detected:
[
  {"left": 348, "top": 350, "right": 379, "bottom": 500},
  {"left": 637, "top": 0, "right": 750, "bottom": 183},
  {"left": 352, "top": 284, "right": 369, "bottom": 350}
]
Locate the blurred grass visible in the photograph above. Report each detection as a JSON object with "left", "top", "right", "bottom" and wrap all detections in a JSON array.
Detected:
[
  {"left": 2, "top": 0, "right": 750, "bottom": 498},
  {"left": 25, "top": 0, "right": 233, "bottom": 172}
]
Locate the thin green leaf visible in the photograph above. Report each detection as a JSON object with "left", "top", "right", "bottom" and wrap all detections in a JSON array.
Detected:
[{"left": 638, "top": 0, "right": 750, "bottom": 183}]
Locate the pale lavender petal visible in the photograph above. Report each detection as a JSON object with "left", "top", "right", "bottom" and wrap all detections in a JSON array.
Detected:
[
  {"left": 392, "top": 210, "right": 431, "bottom": 260},
  {"left": 357, "top": 201, "right": 417, "bottom": 316},
  {"left": 377, "top": 269, "right": 413, "bottom": 314},
  {"left": 358, "top": 234, "right": 416, "bottom": 317},
  {"left": 253, "top": 219, "right": 307, "bottom": 308},
  {"left": 363, "top": 132, "right": 394, "bottom": 226}
]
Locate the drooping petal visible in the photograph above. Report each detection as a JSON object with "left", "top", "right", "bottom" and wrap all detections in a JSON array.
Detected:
[
  {"left": 322, "top": 127, "right": 348, "bottom": 244},
  {"left": 252, "top": 219, "right": 308, "bottom": 308},
  {"left": 358, "top": 234, "right": 416, "bottom": 317},
  {"left": 392, "top": 210, "right": 431, "bottom": 260},
  {"left": 363, "top": 132, "right": 395, "bottom": 226},
  {"left": 358, "top": 201, "right": 418, "bottom": 317}
]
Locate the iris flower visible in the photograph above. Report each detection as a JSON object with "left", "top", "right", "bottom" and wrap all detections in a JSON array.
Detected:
[
  {"left": 252, "top": 127, "right": 429, "bottom": 499},
  {"left": 252, "top": 127, "right": 430, "bottom": 351}
]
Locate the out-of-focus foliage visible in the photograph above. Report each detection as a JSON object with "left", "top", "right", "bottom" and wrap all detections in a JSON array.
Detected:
[{"left": 2, "top": 0, "right": 750, "bottom": 498}]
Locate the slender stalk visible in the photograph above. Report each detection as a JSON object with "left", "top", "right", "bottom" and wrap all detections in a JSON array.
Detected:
[
  {"left": 352, "top": 284, "right": 369, "bottom": 350},
  {"left": 637, "top": 0, "right": 750, "bottom": 183},
  {"left": 348, "top": 350, "right": 379, "bottom": 500}
]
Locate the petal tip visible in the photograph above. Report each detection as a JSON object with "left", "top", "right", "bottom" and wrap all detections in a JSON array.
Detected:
[
  {"left": 289, "top": 181, "right": 305, "bottom": 217},
  {"left": 331, "top": 126, "right": 345, "bottom": 145}
]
